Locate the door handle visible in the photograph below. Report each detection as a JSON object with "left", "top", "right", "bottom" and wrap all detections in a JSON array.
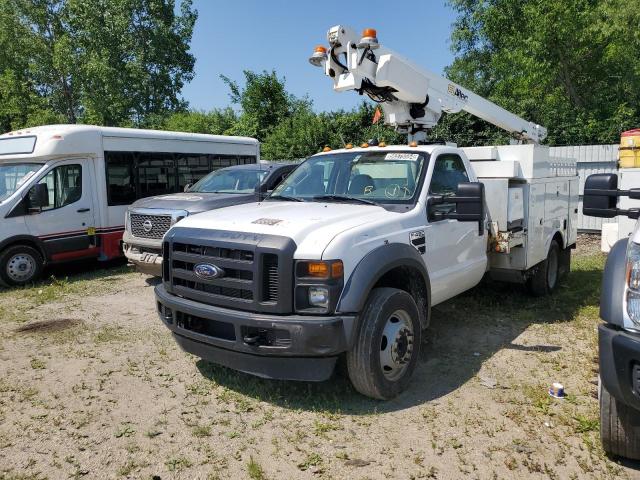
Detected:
[{"left": 77, "top": 208, "right": 90, "bottom": 213}]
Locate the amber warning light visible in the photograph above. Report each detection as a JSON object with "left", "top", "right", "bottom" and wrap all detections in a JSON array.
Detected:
[{"left": 309, "top": 45, "right": 328, "bottom": 67}]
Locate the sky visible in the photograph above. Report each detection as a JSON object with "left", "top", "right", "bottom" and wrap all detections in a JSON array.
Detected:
[{"left": 180, "top": 0, "right": 458, "bottom": 113}]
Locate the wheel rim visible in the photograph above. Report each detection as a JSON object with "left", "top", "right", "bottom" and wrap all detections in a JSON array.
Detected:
[
  {"left": 380, "top": 309, "right": 414, "bottom": 381},
  {"left": 547, "top": 248, "right": 558, "bottom": 289},
  {"left": 6, "top": 253, "right": 36, "bottom": 282}
]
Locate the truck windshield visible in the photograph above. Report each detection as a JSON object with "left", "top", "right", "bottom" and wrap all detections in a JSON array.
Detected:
[
  {"left": 0, "top": 163, "right": 43, "bottom": 202},
  {"left": 269, "top": 151, "right": 427, "bottom": 204},
  {"left": 190, "top": 168, "right": 268, "bottom": 194}
]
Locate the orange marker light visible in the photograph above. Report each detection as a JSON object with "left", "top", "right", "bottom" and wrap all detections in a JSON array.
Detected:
[
  {"left": 314, "top": 45, "right": 327, "bottom": 54},
  {"left": 307, "top": 262, "right": 330, "bottom": 278},
  {"left": 322, "top": 146, "right": 331, "bottom": 152},
  {"left": 331, "top": 261, "right": 344, "bottom": 278},
  {"left": 361, "top": 142, "right": 369, "bottom": 148},
  {"left": 345, "top": 143, "right": 353, "bottom": 149},
  {"left": 379, "top": 141, "right": 386, "bottom": 147},
  {"left": 362, "top": 28, "right": 377, "bottom": 39},
  {"left": 409, "top": 141, "right": 418, "bottom": 147}
]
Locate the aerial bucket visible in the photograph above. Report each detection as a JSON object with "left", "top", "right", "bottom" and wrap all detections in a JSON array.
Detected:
[{"left": 619, "top": 129, "right": 640, "bottom": 168}]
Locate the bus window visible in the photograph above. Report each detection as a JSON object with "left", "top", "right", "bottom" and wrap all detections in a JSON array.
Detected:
[
  {"left": 137, "top": 153, "right": 176, "bottom": 197},
  {"left": 176, "top": 154, "right": 210, "bottom": 191},
  {"left": 106, "top": 152, "right": 136, "bottom": 206}
]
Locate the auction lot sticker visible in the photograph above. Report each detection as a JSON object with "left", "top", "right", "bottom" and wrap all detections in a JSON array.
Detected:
[{"left": 385, "top": 153, "right": 419, "bottom": 161}]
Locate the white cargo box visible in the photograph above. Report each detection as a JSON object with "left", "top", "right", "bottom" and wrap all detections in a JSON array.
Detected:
[{"left": 463, "top": 144, "right": 576, "bottom": 179}]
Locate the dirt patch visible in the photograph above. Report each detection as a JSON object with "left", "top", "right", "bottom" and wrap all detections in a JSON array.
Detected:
[{"left": 14, "top": 317, "right": 82, "bottom": 334}]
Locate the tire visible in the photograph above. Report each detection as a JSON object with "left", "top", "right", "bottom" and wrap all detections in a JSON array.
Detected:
[
  {"left": 600, "top": 379, "right": 640, "bottom": 460},
  {"left": 528, "top": 240, "right": 560, "bottom": 296},
  {"left": 347, "top": 288, "right": 422, "bottom": 400},
  {"left": 0, "top": 245, "right": 44, "bottom": 287}
]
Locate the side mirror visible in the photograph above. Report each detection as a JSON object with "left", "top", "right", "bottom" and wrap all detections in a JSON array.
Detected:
[
  {"left": 428, "top": 182, "right": 485, "bottom": 235},
  {"left": 28, "top": 183, "right": 49, "bottom": 211},
  {"left": 583, "top": 174, "right": 618, "bottom": 218},
  {"left": 583, "top": 173, "right": 640, "bottom": 219},
  {"left": 184, "top": 183, "right": 193, "bottom": 192}
]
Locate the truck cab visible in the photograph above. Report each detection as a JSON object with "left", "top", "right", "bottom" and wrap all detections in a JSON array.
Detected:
[
  {"left": 155, "top": 143, "right": 576, "bottom": 399},
  {"left": 583, "top": 173, "right": 640, "bottom": 459}
]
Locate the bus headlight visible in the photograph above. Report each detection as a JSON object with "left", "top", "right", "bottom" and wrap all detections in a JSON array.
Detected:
[{"left": 626, "top": 241, "right": 640, "bottom": 324}]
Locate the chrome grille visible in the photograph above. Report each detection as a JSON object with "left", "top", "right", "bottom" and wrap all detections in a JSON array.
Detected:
[{"left": 130, "top": 214, "right": 172, "bottom": 239}]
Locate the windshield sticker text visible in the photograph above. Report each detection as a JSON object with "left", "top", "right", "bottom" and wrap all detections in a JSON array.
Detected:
[{"left": 385, "top": 153, "right": 419, "bottom": 161}]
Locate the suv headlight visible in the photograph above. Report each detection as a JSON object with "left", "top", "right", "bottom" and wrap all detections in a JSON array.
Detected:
[
  {"left": 294, "top": 260, "right": 344, "bottom": 314},
  {"left": 626, "top": 241, "right": 640, "bottom": 324}
]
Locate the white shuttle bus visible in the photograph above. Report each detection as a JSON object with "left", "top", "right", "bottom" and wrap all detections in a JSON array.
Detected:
[{"left": 0, "top": 125, "right": 259, "bottom": 286}]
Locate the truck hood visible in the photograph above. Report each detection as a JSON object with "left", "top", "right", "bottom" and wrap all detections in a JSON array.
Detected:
[
  {"left": 130, "top": 192, "right": 256, "bottom": 214},
  {"left": 175, "top": 200, "right": 395, "bottom": 258}
]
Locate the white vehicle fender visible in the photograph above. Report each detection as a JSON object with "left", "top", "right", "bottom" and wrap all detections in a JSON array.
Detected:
[{"left": 336, "top": 242, "right": 431, "bottom": 329}]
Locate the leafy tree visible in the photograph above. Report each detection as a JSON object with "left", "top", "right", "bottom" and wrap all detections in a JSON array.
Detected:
[
  {"left": 221, "top": 70, "right": 300, "bottom": 142},
  {"left": 0, "top": 0, "right": 196, "bottom": 129},
  {"left": 445, "top": 0, "right": 640, "bottom": 145},
  {"left": 160, "top": 108, "right": 238, "bottom": 135}
]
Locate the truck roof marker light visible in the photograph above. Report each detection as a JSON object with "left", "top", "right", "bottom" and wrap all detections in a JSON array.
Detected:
[
  {"left": 361, "top": 142, "right": 369, "bottom": 148},
  {"left": 322, "top": 146, "right": 331, "bottom": 152},
  {"left": 409, "top": 141, "right": 418, "bottom": 147},
  {"left": 359, "top": 28, "right": 379, "bottom": 49},
  {"left": 345, "top": 143, "right": 353, "bottom": 149},
  {"left": 379, "top": 141, "right": 386, "bottom": 147},
  {"left": 309, "top": 45, "right": 328, "bottom": 67}
]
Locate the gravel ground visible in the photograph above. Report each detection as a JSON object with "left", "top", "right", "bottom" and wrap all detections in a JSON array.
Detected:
[{"left": 0, "top": 235, "right": 638, "bottom": 479}]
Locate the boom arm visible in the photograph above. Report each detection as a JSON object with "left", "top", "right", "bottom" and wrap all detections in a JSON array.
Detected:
[{"left": 310, "top": 25, "right": 547, "bottom": 144}]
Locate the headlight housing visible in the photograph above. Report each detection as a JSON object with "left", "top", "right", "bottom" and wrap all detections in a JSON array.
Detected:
[
  {"left": 295, "top": 260, "right": 343, "bottom": 314},
  {"left": 626, "top": 241, "right": 640, "bottom": 324}
]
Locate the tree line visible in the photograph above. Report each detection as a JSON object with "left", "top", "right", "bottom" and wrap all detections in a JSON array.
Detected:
[{"left": 1, "top": 0, "right": 638, "bottom": 160}]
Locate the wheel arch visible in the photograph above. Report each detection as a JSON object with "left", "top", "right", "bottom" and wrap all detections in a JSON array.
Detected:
[
  {"left": 0, "top": 235, "right": 47, "bottom": 263},
  {"left": 337, "top": 243, "right": 431, "bottom": 329}
]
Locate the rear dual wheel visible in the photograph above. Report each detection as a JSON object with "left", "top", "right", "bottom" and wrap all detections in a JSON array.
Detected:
[
  {"left": 528, "top": 240, "right": 561, "bottom": 296},
  {"left": 347, "top": 288, "right": 422, "bottom": 400}
]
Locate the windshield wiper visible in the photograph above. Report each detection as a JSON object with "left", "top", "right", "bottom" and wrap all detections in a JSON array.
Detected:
[
  {"left": 267, "top": 195, "right": 304, "bottom": 202},
  {"left": 311, "top": 195, "right": 377, "bottom": 206}
]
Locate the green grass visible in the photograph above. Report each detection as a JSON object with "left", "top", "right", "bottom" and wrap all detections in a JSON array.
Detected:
[{"left": 247, "top": 457, "right": 267, "bottom": 480}]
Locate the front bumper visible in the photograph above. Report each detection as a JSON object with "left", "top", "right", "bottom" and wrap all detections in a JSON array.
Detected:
[
  {"left": 122, "top": 231, "right": 163, "bottom": 276},
  {"left": 599, "top": 323, "right": 640, "bottom": 410},
  {"left": 155, "top": 284, "right": 357, "bottom": 381}
]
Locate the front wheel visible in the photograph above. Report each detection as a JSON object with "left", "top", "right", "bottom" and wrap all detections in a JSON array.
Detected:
[
  {"left": 600, "top": 379, "right": 640, "bottom": 460},
  {"left": 0, "top": 245, "right": 44, "bottom": 287},
  {"left": 347, "top": 288, "right": 422, "bottom": 400}
]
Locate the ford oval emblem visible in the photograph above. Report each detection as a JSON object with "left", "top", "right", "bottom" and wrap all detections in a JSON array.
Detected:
[{"left": 194, "top": 263, "right": 225, "bottom": 280}]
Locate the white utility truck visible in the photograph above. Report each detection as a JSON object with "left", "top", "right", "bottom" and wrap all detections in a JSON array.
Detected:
[
  {"left": 155, "top": 26, "right": 578, "bottom": 399},
  {"left": 0, "top": 125, "right": 258, "bottom": 286}
]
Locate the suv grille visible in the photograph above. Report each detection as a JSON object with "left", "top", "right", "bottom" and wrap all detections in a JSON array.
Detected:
[
  {"left": 130, "top": 214, "right": 172, "bottom": 239},
  {"left": 165, "top": 232, "right": 294, "bottom": 314}
]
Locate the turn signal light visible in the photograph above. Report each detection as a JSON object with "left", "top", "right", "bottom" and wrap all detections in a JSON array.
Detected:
[{"left": 298, "top": 260, "right": 344, "bottom": 279}]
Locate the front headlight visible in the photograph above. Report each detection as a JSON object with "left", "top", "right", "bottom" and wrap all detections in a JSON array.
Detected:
[
  {"left": 295, "top": 260, "right": 344, "bottom": 314},
  {"left": 626, "top": 241, "right": 640, "bottom": 324}
]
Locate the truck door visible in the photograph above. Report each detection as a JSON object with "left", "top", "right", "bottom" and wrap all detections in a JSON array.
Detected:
[
  {"left": 424, "top": 153, "right": 487, "bottom": 305},
  {"left": 25, "top": 160, "right": 98, "bottom": 262}
]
